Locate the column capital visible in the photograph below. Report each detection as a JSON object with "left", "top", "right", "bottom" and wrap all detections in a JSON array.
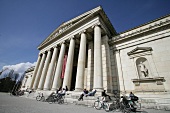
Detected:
[
  {"left": 38, "top": 53, "right": 42, "bottom": 56},
  {"left": 41, "top": 51, "right": 46, "bottom": 54},
  {"left": 68, "top": 36, "right": 75, "bottom": 40},
  {"left": 59, "top": 41, "right": 66, "bottom": 45},
  {"left": 47, "top": 49, "right": 51, "bottom": 52},
  {"left": 78, "top": 30, "right": 86, "bottom": 35},
  {"left": 92, "top": 22, "right": 101, "bottom": 29},
  {"left": 115, "top": 49, "right": 120, "bottom": 53},
  {"left": 53, "top": 45, "right": 58, "bottom": 49}
]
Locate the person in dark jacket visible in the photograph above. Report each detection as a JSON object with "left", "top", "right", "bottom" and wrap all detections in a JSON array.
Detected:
[
  {"left": 78, "top": 89, "right": 88, "bottom": 101},
  {"left": 102, "top": 90, "right": 112, "bottom": 100}
]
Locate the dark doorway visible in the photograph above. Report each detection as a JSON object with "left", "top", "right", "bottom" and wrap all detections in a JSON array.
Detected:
[
  {"left": 70, "top": 66, "right": 77, "bottom": 91},
  {"left": 70, "top": 47, "right": 79, "bottom": 91}
]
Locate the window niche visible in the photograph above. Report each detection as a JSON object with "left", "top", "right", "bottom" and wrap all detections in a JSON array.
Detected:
[{"left": 127, "top": 47, "right": 165, "bottom": 92}]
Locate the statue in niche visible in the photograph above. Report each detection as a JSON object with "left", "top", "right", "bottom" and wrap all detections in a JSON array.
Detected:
[{"left": 138, "top": 61, "right": 149, "bottom": 77}]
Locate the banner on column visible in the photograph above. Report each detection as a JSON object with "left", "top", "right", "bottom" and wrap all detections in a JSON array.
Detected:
[{"left": 61, "top": 55, "right": 67, "bottom": 79}]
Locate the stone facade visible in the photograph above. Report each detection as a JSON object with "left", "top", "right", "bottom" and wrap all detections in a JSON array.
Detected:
[
  {"left": 21, "top": 66, "right": 34, "bottom": 90},
  {"left": 109, "top": 14, "right": 170, "bottom": 96},
  {"left": 24, "top": 6, "right": 170, "bottom": 100}
]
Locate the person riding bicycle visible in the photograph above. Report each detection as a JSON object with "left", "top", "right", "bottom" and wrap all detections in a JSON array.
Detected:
[
  {"left": 129, "top": 92, "right": 138, "bottom": 103},
  {"left": 102, "top": 90, "right": 112, "bottom": 101}
]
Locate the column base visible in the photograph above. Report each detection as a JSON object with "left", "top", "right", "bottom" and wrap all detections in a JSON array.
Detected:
[
  {"left": 36, "top": 88, "right": 42, "bottom": 91},
  {"left": 94, "top": 88, "right": 104, "bottom": 92},
  {"left": 74, "top": 88, "right": 83, "bottom": 92},
  {"left": 51, "top": 88, "right": 57, "bottom": 91},
  {"left": 43, "top": 88, "right": 50, "bottom": 91}
]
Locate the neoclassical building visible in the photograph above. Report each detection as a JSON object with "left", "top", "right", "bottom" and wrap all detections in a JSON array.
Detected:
[{"left": 25, "top": 6, "right": 170, "bottom": 99}]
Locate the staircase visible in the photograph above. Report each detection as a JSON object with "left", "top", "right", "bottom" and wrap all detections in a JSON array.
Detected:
[{"left": 22, "top": 90, "right": 170, "bottom": 110}]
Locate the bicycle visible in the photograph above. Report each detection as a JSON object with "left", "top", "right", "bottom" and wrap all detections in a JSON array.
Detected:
[
  {"left": 94, "top": 97, "right": 109, "bottom": 111},
  {"left": 36, "top": 92, "right": 45, "bottom": 101},
  {"left": 47, "top": 93, "right": 65, "bottom": 104},
  {"left": 104, "top": 94, "right": 131, "bottom": 113},
  {"left": 57, "top": 95, "right": 65, "bottom": 104}
]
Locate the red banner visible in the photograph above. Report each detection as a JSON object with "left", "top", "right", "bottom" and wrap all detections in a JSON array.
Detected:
[{"left": 61, "top": 55, "right": 67, "bottom": 79}]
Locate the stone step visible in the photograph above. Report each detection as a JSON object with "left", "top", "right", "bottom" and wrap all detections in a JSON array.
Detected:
[{"left": 140, "top": 98, "right": 170, "bottom": 110}]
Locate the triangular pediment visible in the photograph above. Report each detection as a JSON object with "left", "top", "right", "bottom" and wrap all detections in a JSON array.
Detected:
[
  {"left": 38, "top": 6, "right": 117, "bottom": 50},
  {"left": 127, "top": 47, "right": 152, "bottom": 56},
  {"left": 38, "top": 6, "right": 103, "bottom": 49}
]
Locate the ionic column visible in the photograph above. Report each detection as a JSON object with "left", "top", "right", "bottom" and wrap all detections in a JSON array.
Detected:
[
  {"left": 37, "top": 50, "right": 52, "bottom": 90},
  {"left": 30, "top": 54, "right": 41, "bottom": 89},
  {"left": 44, "top": 46, "right": 59, "bottom": 90},
  {"left": 51, "top": 42, "right": 66, "bottom": 90},
  {"left": 93, "top": 25, "right": 103, "bottom": 91},
  {"left": 75, "top": 32, "right": 87, "bottom": 91},
  {"left": 32, "top": 52, "right": 46, "bottom": 89},
  {"left": 62, "top": 37, "right": 75, "bottom": 90}
]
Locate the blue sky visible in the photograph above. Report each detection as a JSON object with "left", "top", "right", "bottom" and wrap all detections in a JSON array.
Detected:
[{"left": 0, "top": 0, "right": 170, "bottom": 71}]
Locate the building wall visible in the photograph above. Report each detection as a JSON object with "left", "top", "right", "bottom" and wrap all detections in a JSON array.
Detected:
[
  {"left": 21, "top": 71, "right": 33, "bottom": 90},
  {"left": 112, "top": 26, "right": 170, "bottom": 93}
]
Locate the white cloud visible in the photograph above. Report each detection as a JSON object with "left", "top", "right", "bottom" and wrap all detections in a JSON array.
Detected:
[{"left": 2, "top": 62, "right": 36, "bottom": 75}]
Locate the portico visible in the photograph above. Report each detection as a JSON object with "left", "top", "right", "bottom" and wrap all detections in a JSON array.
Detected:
[{"left": 30, "top": 6, "right": 116, "bottom": 93}]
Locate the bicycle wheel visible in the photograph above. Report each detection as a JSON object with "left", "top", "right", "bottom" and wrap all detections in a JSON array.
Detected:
[
  {"left": 123, "top": 107, "right": 131, "bottom": 113},
  {"left": 40, "top": 96, "right": 45, "bottom": 102},
  {"left": 48, "top": 96, "right": 54, "bottom": 104},
  {"left": 36, "top": 96, "right": 41, "bottom": 101},
  {"left": 58, "top": 98, "right": 64, "bottom": 104},
  {"left": 112, "top": 102, "right": 121, "bottom": 112},
  {"left": 104, "top": 103, "right": 110, "bottom": 112},
  {"left": 94, "top": 101, "right": 102, "bottom": 110}
]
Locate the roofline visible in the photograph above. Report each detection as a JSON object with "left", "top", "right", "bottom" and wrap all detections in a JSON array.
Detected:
[{"left": 119, "top": 14, "right": 170, "bottom": 34}]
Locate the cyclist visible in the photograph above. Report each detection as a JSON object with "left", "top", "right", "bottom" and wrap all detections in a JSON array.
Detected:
[{"left": 102, "top": 90, "right": 112, "bottom": 100}]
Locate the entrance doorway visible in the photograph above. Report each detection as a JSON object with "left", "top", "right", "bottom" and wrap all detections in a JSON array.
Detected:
[
  {"left": 70, "top": 66, "right": 77, "bottom": 91},
  {"left": 70, "top": 48, "right": 79, "bottom": 91}
]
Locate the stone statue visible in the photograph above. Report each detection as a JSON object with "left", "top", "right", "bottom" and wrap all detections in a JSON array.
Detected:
[{"left": 138, "top": 61, "right": 148, "bottom": 77}]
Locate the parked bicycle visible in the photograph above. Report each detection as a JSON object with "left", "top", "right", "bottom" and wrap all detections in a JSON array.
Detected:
[
  {"left": 104, "top": 93, "right": 132, "bottom": 113},
  {"left": 120, "top": 95, "right": 138, "bottom": 112},
  {"left": 10, "top": 90, "right": 24, "bottom": 96},
  {"left": 47, "top": 93, "right": 65, "bottom": 104},
  {"left": 94, "top": 96, "right": 109, "bottom": 111},
  {"left": 36, "top": 92, "right": 45, "bottom": 101}
]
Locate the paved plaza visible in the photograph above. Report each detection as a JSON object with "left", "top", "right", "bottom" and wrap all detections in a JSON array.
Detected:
[{"left": 0, "top": 93, "right": 169, "bottom": 113}]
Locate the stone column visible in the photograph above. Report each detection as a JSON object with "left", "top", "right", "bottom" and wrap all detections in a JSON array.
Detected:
[
  {"left": 93, "top": 25, "right": 103, "bottom": 91},
  {"left": 75, "top": 32, "right": 86, "bottom": 91},
  {"left": 62, "top": 37, "right": 75, "bottom": 90},
  {"left": 30, "top": 54, "right": 41, "bottom": 89},
  {"left": 44, "top": 46, "right": 59, "bottom": 90},
  {"left": 37, "top": 50, "right": 52, "bottom": 90},
  {"left": 87, "top": 42, "right": 94, "bottom": 90},
  {"left": 32, "top": 52, "right": 46, "bottom": 89},
  {"left": 51, "top": 42, "right": 66, "bottom": 90},
  {"left": 115, "top": 50, "right": 125, "bottom": 92}
]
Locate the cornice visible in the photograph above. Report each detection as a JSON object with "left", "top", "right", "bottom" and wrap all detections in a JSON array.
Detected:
[{"left": 109, "top": 15, "right": 170, "bottom": 44}]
